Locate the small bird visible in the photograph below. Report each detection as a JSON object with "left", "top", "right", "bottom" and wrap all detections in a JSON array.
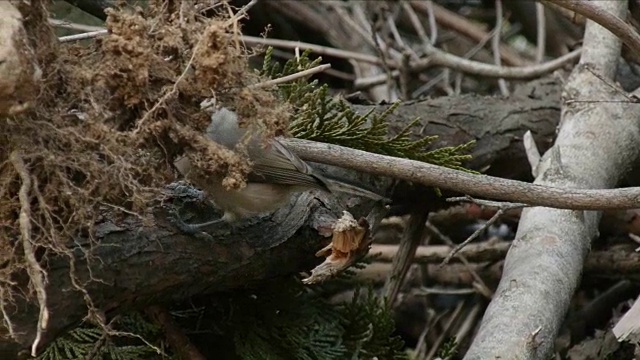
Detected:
[{"left": 173, "top": 107, "right": 386, "bottom": 233}]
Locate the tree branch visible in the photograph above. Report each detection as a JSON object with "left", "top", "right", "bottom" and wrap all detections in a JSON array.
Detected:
[
  {"left": 542, "top": 0, "right": 640, "bottom": 60},
  {"left": 283, "top": 138, "right": 640, "bottom": 211},
  {"left": 465, "top": 1, "right": 638, "bottom": 358}
]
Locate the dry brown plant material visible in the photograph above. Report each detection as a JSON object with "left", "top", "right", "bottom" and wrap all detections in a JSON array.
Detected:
[
  {"left": 303, "top": 211, "right": 371, "bottom": 284},
  {"left": 0, "top": 2, "right": 42, "bottom": 116},
  {"left": 0, "top": 0, "right": 289, "bottom": 352}
]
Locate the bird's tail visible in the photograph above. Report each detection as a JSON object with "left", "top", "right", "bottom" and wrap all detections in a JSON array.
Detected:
[{"left": 324, "top": 178, "right": 390, "bottom": 203}]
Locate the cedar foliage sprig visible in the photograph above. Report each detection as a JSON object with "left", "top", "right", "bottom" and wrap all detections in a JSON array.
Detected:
[{"left": 261, "top": 47, "right": 474, "bottom": 171}]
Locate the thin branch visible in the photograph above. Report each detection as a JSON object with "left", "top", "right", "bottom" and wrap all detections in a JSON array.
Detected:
[
  {"left": 441, "top": 196, "right": 526, "bottom": 265},
  {"left": 372, "top": 241, "right": 511, "bottom": 264},
  {"left": 415, "top": 287, "right": 477, "bottom": 295},
  {"left": 446, "top": 196, "right": 528, "bottom": 209},
  {"left": 425, "top": 221, "right": 493, "bottom": 299},
  {"left": 58, "top": 29, "right": 108, "bottom": 43},
  {"left": 411, "top": 27, "right": 499, "bottom": 97},
  {"left": 243, "top": 35, "right": 383, "bottom": 65},
  {"left": 425, "top": 300, "right": 466, "bottom": 360},
  {"left": 371, "top": 242, "right": 640, "bottom": 276},
  {"left": 224, "top": 0, "right": 258, "bottom": 25},
  {"left": 402, "top": 2, "right": 431, "bottom": 50},
  {"left": 356, "top": 47, "right": 580, "bottom": 88},
  {"left": 54, "top": 19, "right": 383, "bottom": 65},
  {"left": 541, "top": 0, "right": 640, "bottom": 60},
  {"left": 410, "top": 1, "right": 528, "bottom": 66},
  {"left": 283, "top": 138, "right": 640, "bottom": 210},
  {"left": 249, "top": 64, "right": 331, "bottom": 89},
  {"left": 382, "top": 210, "right": 429, "bottom": 305},
  {"left": 0, "top": 287, "right": 16, "bottom": 339},
  {"left": 49, "top": 18, "right": 105, "bottom": 32},
  {"left": 54, "top": 22, "right": 384, "bottom": 70},
  {"left": 132, "top": 47, "right": 196, "bottom": 134},
  {"left": 450, "top": 303, "right": 483, "bottom": 357},
  {"left": 535, "top": 2, "right": 547, "bottom": 63},
  {"left": 410, "top": 44, "right": 581, "bottom": 80},
  {"left": 493, "top": 0, "right": 509, "bottom": 96}
]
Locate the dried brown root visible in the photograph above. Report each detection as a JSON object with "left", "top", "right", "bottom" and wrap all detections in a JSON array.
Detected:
[
  {"left": 9, "top": 152, "right": 49, "bottom": 357},
  {"left": 0, "top": 0, "right": 292, "bottom": 353}
]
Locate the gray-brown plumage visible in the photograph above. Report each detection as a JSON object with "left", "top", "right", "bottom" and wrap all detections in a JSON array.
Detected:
[{"left": 174, "top": 107, "right": 385, "bottom": 231}]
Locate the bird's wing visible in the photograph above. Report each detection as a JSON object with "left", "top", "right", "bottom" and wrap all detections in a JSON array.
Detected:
[{"left": 248, "top": 138, "right": 330, "bottom": 191}]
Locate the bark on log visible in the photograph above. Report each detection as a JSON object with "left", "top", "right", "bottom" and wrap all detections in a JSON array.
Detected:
[
  {"left": 0, "top": 83, "right": 562, "bottom": 356},
  {"left": 2, "top": 191, "right": 352, "bottom": 356},
  {"left": 359, "top": 77, "right": 561, "bottom": 180},
  {"left": 62, "top": 0, "right": 114, "bottom": 20}
]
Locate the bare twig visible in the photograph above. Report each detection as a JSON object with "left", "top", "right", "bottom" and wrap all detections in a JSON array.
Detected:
[
  {"left": 424, "top": 0, "right": 438, "bottom": 45},
  {"left": 410, "top": 45, "right": 581, "bottom": 79},
  {"left": 541, "top": 0, "right": 640, "bottom": 60},
  {"left": 10, "top": 152, "right": 49, "bottom": 357},
  {"left": 450, "top": 304, "right": 483, "bottom": 357},
  {"left": 411, "top": 27, "right": 499, "bottom": 97},
  {"left": 223, "top": 0, "right": 258, "bottom": 26},
  {"left": 283, "top": 138, "right": 640, "bottom": 210},
  {"left": 415, "top": 311, "right": 446, "bottom": 359},
  {"left": 243, "top": 35, "right": 383, "bottom": 65},
  {"left": 402, "top": 2, "right": 432, "bottom": 49},
  {"left": 357, "top": 47, "right": 580, "bottom": 88},
  {"left": 58, "top": 29, "right": 108, "bottom": 42},
  {"left": 411, "top": 1, "right": 528, "bottom": 66},
  {"left": 132, "top": 49, "right": 195, "bottom": 134},
  {"left": 493, "top": 0, "right": 510, "bottom": 96},
  {"left": 415, "top": 287, "right": 476, "bottom": 296},
  {"left": 372, "top": 241, "right": 512, "bottom": 264},
  {"left": 425, "top": 300, "right": 466, "bottom": 360},
  {"left": 55, "top": 23, "right": 384, "bottom": 66},
  {"left": 441, "top": 196, "right": 526, "bottom": 265},
  {"left": 382, "top": 210, "right": 429, "bottom": 305},
  {"left": 0, "top": 287, "right": 16, "bottom": 339},
  {"left": 425, "top": 221, "right": 493, "bottom": 299},
  {"left": 535, "top": 2, "right": 547, "bottom": 63},
  {"left": 49, "top": 18, "right": 105, "bottom": 32},
  {"left": 249, "top": 64, "right": 331, "bottom": 89}
]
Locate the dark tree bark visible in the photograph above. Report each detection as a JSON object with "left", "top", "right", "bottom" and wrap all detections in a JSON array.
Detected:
[
  {"left": 365, "top": 77, "right": 561, "bottom": 180},
  {"left": 0, "top": 81, "right": 562, "bottom": 356},
  {"left": 63, "top": 0, "right": 114, "bottom": 20}
]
